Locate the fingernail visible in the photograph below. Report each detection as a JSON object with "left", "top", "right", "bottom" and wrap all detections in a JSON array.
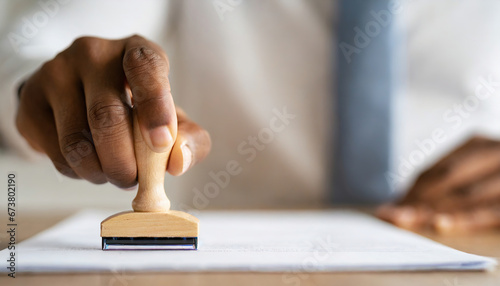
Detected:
[
  {"left": 149, "top": 126, "right": 173, "bottom": 151},
  {"left": 181, "top": 144, "right": 193, "bottom": 174}
]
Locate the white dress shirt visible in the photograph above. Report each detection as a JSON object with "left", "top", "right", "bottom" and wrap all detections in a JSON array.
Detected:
[{"left": 1, "top": 0, "right": 500, "bottom": 210}]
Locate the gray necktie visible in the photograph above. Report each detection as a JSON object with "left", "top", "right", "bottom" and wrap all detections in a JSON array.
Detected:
[{"left": 333, "top": 0, "right": 397, "bottom": 204}]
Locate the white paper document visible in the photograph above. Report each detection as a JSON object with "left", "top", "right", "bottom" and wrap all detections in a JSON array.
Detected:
[{"left": 0, "top": 210, "right": 497, "bottom": 273}]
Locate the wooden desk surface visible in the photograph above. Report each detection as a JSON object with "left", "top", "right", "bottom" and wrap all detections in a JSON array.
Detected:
[{"left": 1, "top": 211, "right": 499, "bottom": 286}]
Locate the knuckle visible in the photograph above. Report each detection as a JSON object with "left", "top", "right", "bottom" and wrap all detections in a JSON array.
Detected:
[
  {"left": 123, "top": 45, "right": 166, "bottom": 75},
  {"left": 70, "top": 36, "right": 105, "bottom": 65},
  {"left": 60, "top": 131, "right": 95, "bottom": 167},
  {"left": 88, "top": 101, "right": 129, "bottom": 133},
  {"left": 128, "top": 34, "right": 145, "bottom": 41},
  {"left": 39, "top": 57, "right": 66, "bottom": 80},
  {"left": 39, "top": 59, "right": 57, "bottom": 75},
  {"left": 71, "top": 36, "right": 100, "bottom": 51},
  {"left": 37, "top": 57, "right": 70, "bottom": 93}
]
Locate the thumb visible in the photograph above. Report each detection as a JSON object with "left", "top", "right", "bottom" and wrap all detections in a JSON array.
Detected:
[
  {"left": 122, "top": 35, "right": 177, "bottom": 152},
  {"left": 167, "top": 108, "right": 211, "bottom": 176}
]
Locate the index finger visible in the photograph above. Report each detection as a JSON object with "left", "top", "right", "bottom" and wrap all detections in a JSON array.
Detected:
[{"left": 122, "top": 35, "right": 177, "bottom": 153}]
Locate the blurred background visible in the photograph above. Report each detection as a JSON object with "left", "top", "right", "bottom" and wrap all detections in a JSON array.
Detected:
[{"left": 1, "top": 0, "right": 500, "bottom": 213}]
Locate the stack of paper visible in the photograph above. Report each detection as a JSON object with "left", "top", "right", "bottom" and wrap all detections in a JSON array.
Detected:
[{"left": 0, "top": 210, "right": 496, "bottom": 273}]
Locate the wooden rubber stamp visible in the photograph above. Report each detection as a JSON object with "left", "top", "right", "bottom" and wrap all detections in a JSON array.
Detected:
[{"left": 100, "top": 109, "right": 199, "bottom": 250}]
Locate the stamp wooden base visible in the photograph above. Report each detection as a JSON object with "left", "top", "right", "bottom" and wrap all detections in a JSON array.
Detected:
[{"left": 100, "top": 108, "right": 199, "bottom": 242}]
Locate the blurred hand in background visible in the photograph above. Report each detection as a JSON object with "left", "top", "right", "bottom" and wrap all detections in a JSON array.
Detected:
[{"left": 378, "top": 136, "right": 500, "bottom": 234}]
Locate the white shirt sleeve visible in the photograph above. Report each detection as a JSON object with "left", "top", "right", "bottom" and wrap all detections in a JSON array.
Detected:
[{"left": 0, "top": 1, "right": 47, "bottom": 158}]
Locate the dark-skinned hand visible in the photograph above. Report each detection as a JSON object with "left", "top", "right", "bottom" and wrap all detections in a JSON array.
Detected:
[
  {"left": 378, "top": 136, "right": 500, "bottom": 234},
  {"left": 16, "top": 35, "right": 211, "bottom": 189}
]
